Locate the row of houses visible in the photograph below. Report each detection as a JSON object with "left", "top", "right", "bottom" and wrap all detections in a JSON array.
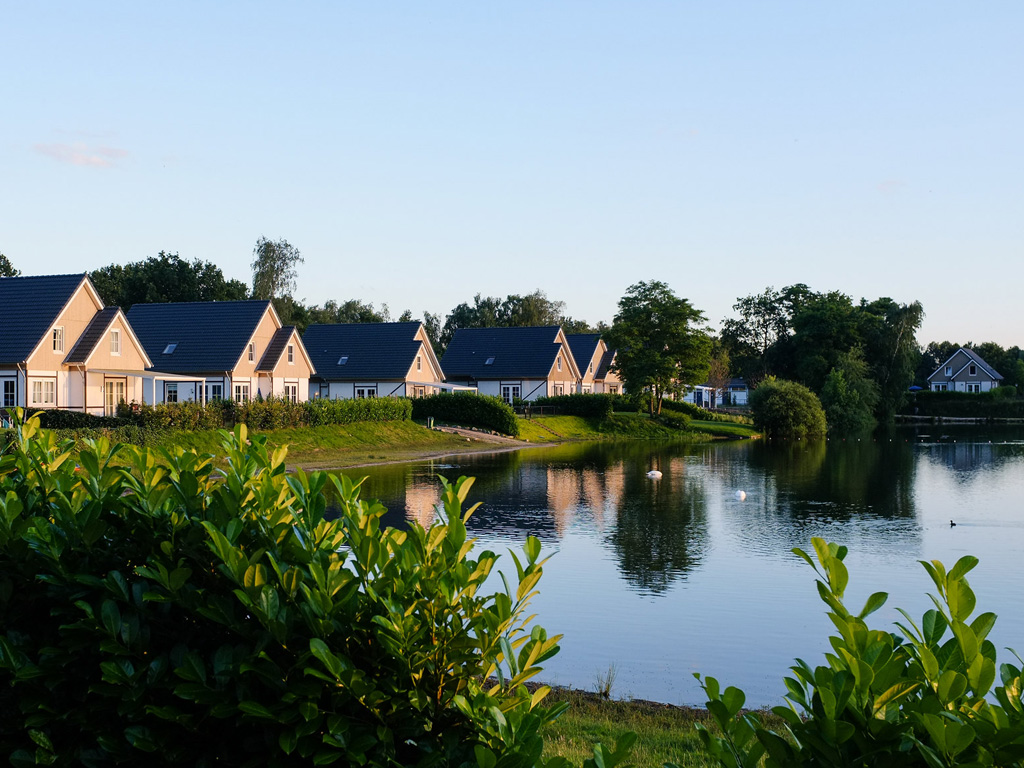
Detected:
[{"left": 0, "top": 274, "right": 623, "bottom": 416}]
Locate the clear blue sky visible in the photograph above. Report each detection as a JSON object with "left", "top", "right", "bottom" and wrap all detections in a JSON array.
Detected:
[{"left": 4, "top": 2, "right": 1022, "bottom": 347}]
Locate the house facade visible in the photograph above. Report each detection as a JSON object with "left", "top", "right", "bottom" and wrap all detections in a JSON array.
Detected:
[
  {"left": 566, "top": 334, "right": 624, "bottom": 394},
  {"left": 928, "top": 348, "right": 1003, "bottom": 393},
  {"left": 441, "top": 326, "right": 581, "bottom": 403},
  {"left": 0, "top": 274, "right": 153, "bottom": 417},
  {"left": 682, "top": 377, "right": 749, "bottom": 408},
  {"left": 126, "top": 300, "right": 315, "bottom": 403},
  {"left": 304, "top": 321, "right": 445, "bottom": 400}
]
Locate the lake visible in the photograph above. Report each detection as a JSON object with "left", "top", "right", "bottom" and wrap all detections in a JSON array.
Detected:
[{"left": 336, "top": 425, "right": 1024, "bottom": 708}]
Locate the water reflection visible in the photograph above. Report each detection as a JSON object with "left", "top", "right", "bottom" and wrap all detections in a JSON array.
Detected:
[{"left": 325, "top": 426, "right": 1024, "bottom": 706}]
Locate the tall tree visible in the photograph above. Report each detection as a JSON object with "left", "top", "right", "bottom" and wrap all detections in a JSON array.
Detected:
[
  {"left": 251, "top": 237, "right": 303, "bottom": 299},
  {"left": 90, "top": 252, "right": 248, "bottom": 310},
  {"left": 791, "top": 291, "right": 860, "bottom": 393},
  {"left": 0, "top": 252, "right": 20, "bottom": 277},
  {"left": 720, "top": 284, "right": 810, "bottom": 382},
  {"left": 604, "top": 280, "right": 712, "bottom": 415},
  {"left": 438, "top": 290, "right": 576, "bottom": 350},
  {"left": 820, "top": 348, "right": 880, "bottom": 435},
  {"left": 857, "top": 298, "right": 924, "bottom": 418}
]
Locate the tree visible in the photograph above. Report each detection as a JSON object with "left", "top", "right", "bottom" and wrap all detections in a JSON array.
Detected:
[
  {"left": 820, "top": 349, "right": 880, "bottom": 435},
  {"left": 0, "top": 252, "right": 20, "bottom": 277},
  {"left": 90, "top": 252, "right": 249, "bottom": 310},
  {"left": 604, "top": 281, "right": 712, "bottom": 415},
  {"left": 748, "top": 378, "right": 827, "bottom": 439},
  {"left": 251, "top": 237, "right": 303, "bottom": 299},
  {"left": 706, "top": 346, "right": 732, "bottom": 402},
  {"left": 856, "top": 298, "right": 924, "bottom": 418},
  {"left": 438, "top": 290, "right": 579, "bottom": 350}
]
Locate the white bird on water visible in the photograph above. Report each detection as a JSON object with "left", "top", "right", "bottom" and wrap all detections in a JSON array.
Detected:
[
  {"left": 646, "top": 470, "right": 662, "bottom": 479},
  {"left": 735, "top": 490, "right": 747, "bottom": 501}
]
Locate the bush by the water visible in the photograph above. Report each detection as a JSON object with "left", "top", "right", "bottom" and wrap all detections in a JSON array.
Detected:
[
  {"left": 0, "top": 411, "right": 604, "bottom": 767},
  {"left": 908, "top": 389, "right": 1024, "bottom": 419},
  {"left": 411, "top": 392, "right": 520, "bottom": 436},
  {"left": 654, "top": 410, "right": 691, "bottom": 430},
  {"left": 531, "top": 394, "right": 614, "bottom": 419},
  {"left": 749, "top": 378, "right": 826, "bottom": 439},
  {"left": 695, "top": 538, "right": 1024, "bottom": 768}
]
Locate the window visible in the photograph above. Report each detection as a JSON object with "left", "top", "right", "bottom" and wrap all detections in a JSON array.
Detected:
[
  {"left": 104, "top": 380, "right": 126, "bottom": 416},
  {"left": 31, "top": 380, "right": 55, "bottom": 405},
  {"left": 234, "top": 383, "right": 250, "bottom": 403},
  {"left": 165, "top": 382, "right": 178, "bottom": 403},
  {"left": 485, "top": 357, "right": 495, "bottom": 366},
  {"left": 589, "top": 362, "right": 593, "bottom": 373},
  {"left": 53, "top": 327, "right": 64, "bottom": 353},
  {"left": 284, "top": 383, "right": 298, "bottom": 403},
  {"left": 969, "top": 365, "right": 977, "bottom": 376},
  {"left": 945, "top": 366, "right": 952, "bottom": 376},
  {"left": 355, "top": 387, "right": 377, "bottom": 399},
  {"left": 414, "top": 386, "right": 425, "bottom": 398},
  {"left": 554, "top": 385, "right": 563, "bottom": 396},
  {"left": 2, "top": 380, "right": 14, "bottom": 408},
  {"left": 110, "top": 329, "right": 121, "bottom": 356},
  {"left": 205, "top": 383, "right": 224, "bottom": 401},
  {"left": 248, "top": 343, "right": 255, "bottom": 362},
  {"left": 287, "top": 344, "right": 294, "bottom": 364},
  {"left": 557, "top": 356, "right": 562, "bottom": 371},
  {"left": 337, "top": 355, "right": 349, "bottom": 365},
  {"left": 609, "top": 385, "right": 619, "bottom": 395},
  {"left": 500, "top": 385, "right": 520, "bottom": 405},
  {"left": 163, "top": 343, "right": 178, "bottom": 355},
  {"left": 416, "top": 355, "right": 422, "bottom": 372}
]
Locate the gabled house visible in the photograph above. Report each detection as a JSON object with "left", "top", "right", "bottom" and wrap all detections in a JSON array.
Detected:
[
  {"left": 441, "top": 326, "right": 582, "bottom": 403},
  {"left": 683, "top": 377, "right": 748, "bottom": 408},
  {"left": 126, "top": 300, "right": 315, "bottom": 404},
  {"left": 0, "top": 273, "right": 153, "bottom": 417},
  {"left": 566, "top": 333, "right": 624, "bottom": 395},
  {"left": 303, "top": 321, "right": 445, "bottom": 400},
  {"left": 928, "top": 348, "right": 1003, "bottom": 393}
]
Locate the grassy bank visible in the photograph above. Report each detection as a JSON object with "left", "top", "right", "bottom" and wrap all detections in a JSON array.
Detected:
[
  {"left": 520, "top": 414, "right": 760, "bottom": 443},
  {"left": 541, "top": 689, "right": 719, "bottom": 766}
]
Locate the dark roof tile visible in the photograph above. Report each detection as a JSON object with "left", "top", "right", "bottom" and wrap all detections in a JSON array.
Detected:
[
  {"left": 441, "top": 326, "right": 565, "bottom": 380},
  {"left": 0, "top": 274, "right": 89, "bottom": 363},
  {"left": 63, "top": 307, "right": 120, "bottom": 364},
  {"left": 304, "top": 322, "right": 431, "bottom": 380}
]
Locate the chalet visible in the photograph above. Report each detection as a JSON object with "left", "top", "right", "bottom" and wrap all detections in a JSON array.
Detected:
[
  {"left": 441, "top": 326, "right": 581, "bottom": 403},
  {"left": 126, "top": 300, "right": 315, "bottom": 403},
  {"left": 928, "top": 348, "right": 1003, "bottom": 393},
  {"left": 566, "top": 333, "right": 624, "bottom": 395},
  {"left": 0, "top": 273, "right": 152, "bottom": 417},
  {"left": 682, "top": 377, "right": 749, "bottom": 408},
  {"left": 303, "top": 321, "right": 445, "bottom": 400}
]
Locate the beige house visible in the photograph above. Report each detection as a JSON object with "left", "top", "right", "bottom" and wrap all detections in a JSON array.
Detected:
[
  {"left": 126, "top": 300, "right": 315, "bottom": 404},
  {"left": 566, "top": 334, "right": 624, "bottom": 395},
  {"left": 0, "top": 274, "right": 153, "bottom": 417},
  {"left": 441, "top": 326, "right": 582, "bottom": 403}
]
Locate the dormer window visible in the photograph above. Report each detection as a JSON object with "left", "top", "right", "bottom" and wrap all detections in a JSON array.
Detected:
[
  {"left": 485, "top": 357, "right": 495, "bottom": 366},
  {"left": 287, "top": 344, "right": 295, "bottom": 364},
  {"left": 110, "top": 329, "right": 121, "bottom": 356},
  {"left": 248, "top": 343, "right": 255, "bottom": 362},
  {"left": 53, "top": 327, "right": 64, "bottom": 353},
  {"left": 163, "top": 343, "right": 178, "bottom": 355},
  {"left": 338, "top": 355, "right": 349, "bottom": 365}
]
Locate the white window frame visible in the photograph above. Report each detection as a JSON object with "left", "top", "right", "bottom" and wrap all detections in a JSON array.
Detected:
[
  {"left": 31, "top": 379, "right": 56, "bottom": 406},
  {"left": 205, "top": 383, "right": 224, "bottom": 402},
  {"left": 416, "top": 355, "right": 422, "bottom": 372},
  {"left": 234, "top": 383, "right": 250, "bottom": 403},
  {"left": 557, "top": 356, "right": 562, "bottom": 372},
  {"left": 165, "top": 382, "right": 179, "bottom": 403},
  {"left": 248, "top": 343, "right": 255, "bottom": 363},
  {"left": 355, "top": 386, "right": 377, "bottom": 399},
  {"left": 53, "top": 326, "right": 64, "bottom": 353},
  {"left": 104, "top": 380, "right": 126, "bottom": 417},
  {"left": 284, "top": 383, "right": 298, "bottom": 403},
  {"left": 287, "top": 344, "right": 294, "bottom": 364},
  {"left": 110, "top": 329, "right": 121, "bottom": 356},
  {"left": 2, "top": 379, "right": 15, "bottom": 408}
]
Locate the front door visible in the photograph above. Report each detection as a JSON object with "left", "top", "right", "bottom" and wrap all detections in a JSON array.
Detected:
[
  {"left": 501, "top": 385, "right": 521, "bottom": 405},
  {"left": 104, "top": 379, "right": 126, "bottom": 417}
]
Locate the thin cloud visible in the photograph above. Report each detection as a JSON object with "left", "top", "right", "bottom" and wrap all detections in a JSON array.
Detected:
[{"left": 34, "top": 142, "right": 129, "bottom": 168}]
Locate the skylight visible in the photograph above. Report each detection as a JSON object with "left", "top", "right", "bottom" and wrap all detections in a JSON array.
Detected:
[
  {"left": 338, "top": 355, "right": 349, "bottom": 365},
  {"left": 163, "top": 343, "right": 178, "bottom": 354},
  {"left": 485, "top": 356, "right": 495, "bottom": 365}
]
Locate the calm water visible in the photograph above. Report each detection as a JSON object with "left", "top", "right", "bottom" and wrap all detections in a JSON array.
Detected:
[{"left": 336, "top": 425, "right": 1024, "bottom": 708}]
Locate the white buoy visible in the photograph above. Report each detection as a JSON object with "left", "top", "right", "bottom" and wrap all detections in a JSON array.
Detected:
[
  {"left": 646, "top": 470, "right": 662, "bottom": 479},
  {"left": 735, "top": 490, "right": 747, "bottom": 501}
]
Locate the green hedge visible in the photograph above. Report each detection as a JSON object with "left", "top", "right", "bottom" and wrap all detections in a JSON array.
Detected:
[
  {"left": 531, "top": 394, "right": 615, "bottom": 418},
  {"left": 0, "top": 412, "right": 583, "bottom": 767},
  {"left": 411, "top": 393, "right": 520, "bottom": 437},
  {"left": 907, "top": 390, "right": 1024, "bottom": 418},
  {"left": 303, "top": 396, "right": 412, "bottom": 426}
]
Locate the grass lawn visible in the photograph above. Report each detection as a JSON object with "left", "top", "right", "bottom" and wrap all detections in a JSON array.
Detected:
[
  {"left": 541, "top": 689, "right": 719, "bottom": 767},
  {"left": 688, "top": 419, "right": 760, "bottom": 439},
  {"left": 520, "top": 413, "right": 760, "bottom": 444}
]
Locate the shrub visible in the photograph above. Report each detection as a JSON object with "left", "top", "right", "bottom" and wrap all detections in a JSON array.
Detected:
[
  {"left": 749, "top": 378, "right": 826, "bottom": 439},
  {"left": 34, "top": 408, "right": 132, "bottom": 430},
  {"left": 994, "top": 385, "right": 1018, "bottom": 399},
  {"left": 694, "top": 538, "right": 1024, "bottom": 768},
  {"left": 655, "top": 411, "right": 691, "bottom": 430},
  {"left": 0, "top": 410, "right": 601, "bottom": 767},
  {"left": 531, "top": 394, "right": 615, "bottom": 419},
  {"left": 609, "top": 394, "right": 644, "bottom": 413},
  {"left": 660, "top": 399, "right": 708, "bottom": 419},
  {"left": 411, "top": 393, "right": 520, "bottom": 437},
  {"left": 120, "top": 400, "right": 226, "bottom": 431},
  {"left": 303, "top": 396, "right": 412, "bottom": 426}
]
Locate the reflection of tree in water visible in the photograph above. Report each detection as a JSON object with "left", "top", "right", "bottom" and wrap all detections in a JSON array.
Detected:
[
  {"left": 921, "top": 442, "right": 1024, "bottom": 479},
  {"left": 607, "top": 457, "right": 708, "bottom": 595},
  {"left": 748, "top": 439, "right": 916, "bottom": 521}
]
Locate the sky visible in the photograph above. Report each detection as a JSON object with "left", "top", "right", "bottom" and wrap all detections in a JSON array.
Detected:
[{"left": 3, "top": 2, "right": 1022, "bottom": 347}]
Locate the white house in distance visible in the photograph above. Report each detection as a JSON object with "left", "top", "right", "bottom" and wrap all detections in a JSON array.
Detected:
[
  {"left": 0, "top": 273, "right": 153, "bottom": 416},
  {"left": 927, "top": 348, "right": 1003, "bottom": 392},
  {"left": 441, "top": 326, "right": 582, "bottom": 403},
  {"left": 303, "top": 321, "right": 446, "bottom": 400},
  {"left": 126, "top": 299, "right": 315, "bottom": 403}
]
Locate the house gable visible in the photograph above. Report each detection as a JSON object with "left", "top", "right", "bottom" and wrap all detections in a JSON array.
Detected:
[
  {"left": 25, "top": 276, "right": 106, "bottom": 370},
  {"left": 257, "top": 326, "right": 316, "bottom": 378},
  {"left": 0, "top": 274, "right": 96, "bottom": 365},
  {"left": 928, "top": 348, "right": 1003, "bottom": 383},
  {"left": 441, "top": 326, "right": 573, "bottom": 382},
  {"left": 63, "top": 308, "right": 153, "bottom": 370},
  {"left": 304, "top": 321, "right": 440, "bottom": 383}
]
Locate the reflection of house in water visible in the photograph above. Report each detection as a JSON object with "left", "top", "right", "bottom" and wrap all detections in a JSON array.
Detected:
[
  {"left": 926, "top": 442, "right": 997, "bottom": 475},
  {"left": 403, "top": 482, "right": 442, "bottom": 529}
]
